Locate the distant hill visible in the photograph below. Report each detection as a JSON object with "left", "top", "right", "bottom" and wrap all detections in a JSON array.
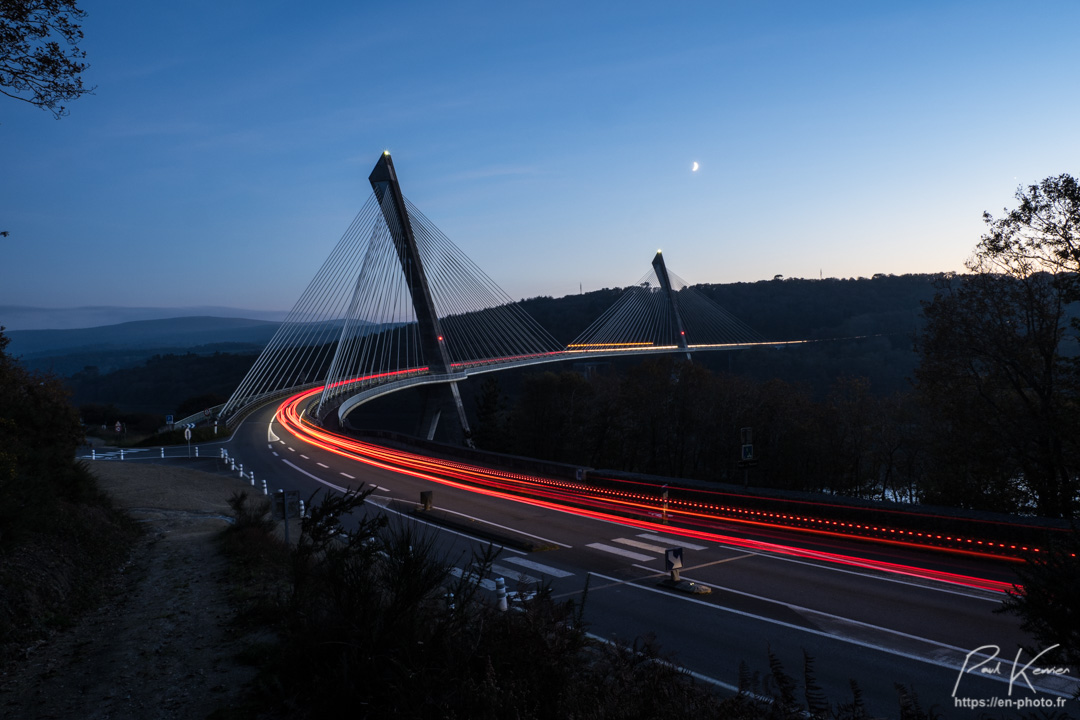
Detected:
[
  {"left": 6, "top": 316, "right": 281, "bottom": 375},
  {"left": 11, "top": 273, "right": 958, "bottom": 413},
  {"left": 0, "top": 305, "right": 288, "bottom": 331}
]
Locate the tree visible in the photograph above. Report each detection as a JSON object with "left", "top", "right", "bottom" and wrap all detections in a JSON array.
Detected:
[
  {"left": 915, "top": 175, "right": 1080, "bottom": 518},
  {"left": 979, "top": 174, "right": 1080, "bottom": 286},
  {"left": 0, "top": 0, "right": 92, "bottom": 119},
  {"left": 998, "top": 528, "right": 1080, "bottom": 672}
]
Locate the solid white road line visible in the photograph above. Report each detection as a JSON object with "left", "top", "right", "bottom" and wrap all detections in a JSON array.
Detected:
[
  {"left": 585, "top": 571, "right": 1075, "bottom": 699},
  {"left": 280, "top": 459, "right": 347, "bottom": 492}
]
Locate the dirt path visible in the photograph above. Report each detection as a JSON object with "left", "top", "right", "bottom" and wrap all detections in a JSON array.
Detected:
[{"left": 0, "top": 461, "right": 264, "bottom": 720}]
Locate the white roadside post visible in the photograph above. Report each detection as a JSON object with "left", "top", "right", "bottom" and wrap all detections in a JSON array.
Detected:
[{"left": 496, "top": 577, "right": 508, "bottom": 611}]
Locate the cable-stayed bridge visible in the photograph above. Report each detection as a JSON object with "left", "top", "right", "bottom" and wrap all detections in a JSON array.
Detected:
[{"left": 221, "top": 152, "right": 790, "bottom": 437}]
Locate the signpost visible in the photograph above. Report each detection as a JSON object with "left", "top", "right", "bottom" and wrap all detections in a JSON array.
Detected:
[
  {"left": 738, "top": 426, "right": 757, "bottom": 486},
  {"left": 665, "top": 547, "right": 683, "bottom": 582},
  {"left": 184, "top": 427, "right": 192, "bottom": 457},
  {"left": 274, "top": 490, "right": 301, "bottom": 544}
]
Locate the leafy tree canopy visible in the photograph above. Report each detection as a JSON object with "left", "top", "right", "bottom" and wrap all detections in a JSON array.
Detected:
[{"left": 0, "top": 0, "right": 92, "bottom": 118}]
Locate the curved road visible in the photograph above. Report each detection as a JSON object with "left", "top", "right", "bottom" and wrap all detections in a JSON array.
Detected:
[{"left": 98, "top": 401, "right": 1080, "bottom": 718}]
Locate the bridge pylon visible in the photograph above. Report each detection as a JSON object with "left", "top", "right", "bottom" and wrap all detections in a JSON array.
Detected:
[
  {"left": 220, "top": 150, "right": 562, "bottom": 442},
  {"left": 365, "top": 152, "right": 471, "bottom": 442},
  {"left": 651, "top": 250, "right": 691, "bottom": 361}
]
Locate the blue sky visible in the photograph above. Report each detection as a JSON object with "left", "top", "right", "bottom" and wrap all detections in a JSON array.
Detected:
[{"left": 2, "top": 0, "right": 1079, "bottom": 316}]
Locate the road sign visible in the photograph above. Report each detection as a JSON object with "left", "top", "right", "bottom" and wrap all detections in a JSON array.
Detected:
[
  {"left": 203, "top": 408, "right": 212, "bottom": 417},
  {"left": 741, "top": 443, "right": 754, "bottom": 461},
  {"left": 166, "top": 414, "right": 173, "bottom": 426},
  {"left": 114, "top": 421, "right": 122, "bottom": 433},
  {"left": 665, "top": 547, "right": 684, "bottom": 582},
  {"left": 184, "top": 428, "right": 192, "bottom": 441}
]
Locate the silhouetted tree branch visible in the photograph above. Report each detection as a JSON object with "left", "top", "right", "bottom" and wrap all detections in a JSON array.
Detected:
[{"left": 0, "top": 0, "right": 93, "bottom": 119}]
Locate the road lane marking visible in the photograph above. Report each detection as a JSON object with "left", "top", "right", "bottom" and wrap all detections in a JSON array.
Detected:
[
  {"left": 272, "top": 451, "right": 279, "bottom": 457},
  {"left": 490, "top": 565, "right": 539, "bottom": 584},
  {"left": 449, "top": 567, "right": 497, "bottom": 590},
  {"left": 632, "top": 553, "right": 755, "bottom": 576},
  {"left": 300, "top": 454, "right": 309, "bottom": 460},
  {"left": 287, "top": 446, "right": 295, "bottom": 452},
  {"left": 340, "top": 472, "right": 355, "bottom": 479},
  {"left": 585, "top": 571, "right": 1075, "bottom": 699},
  {"left": 317, "top": 462, "right": 329, "bottom": 468},
  {"left": 432, "top": 507, "right": 572, "bottom": 549},
  {"left": 713, "top": 543, "right": 1002, "bottom": 602},
  {"left": 613, "top": 538, "right": 667, "bottom": 553},
  {"left": 280, "top": 459, "right": 347, "bottom": 492},
  {"left": 587, "top": 543, "right": 654, "bottom": 562},
  {"left": 374, "top": 501, "right": 526, "bottom": 554},
  {"left": 636, "top": 533, "right": 709, "bottom": 550},
  {"left": 267, "top": 423, "right": 279, "bottom": 443},
  {"left": 502, "top": 556, "right": 574, "bottom": 578}
]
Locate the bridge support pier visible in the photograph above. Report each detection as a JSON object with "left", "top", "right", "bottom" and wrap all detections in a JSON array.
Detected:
[{"left": 418, "top": 382, "right": 473, "bottom": 444}]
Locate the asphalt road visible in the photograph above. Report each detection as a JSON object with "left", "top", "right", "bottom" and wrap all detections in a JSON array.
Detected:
[{"left": 85, "top": 406, "right": 1080, "bottom": 718}]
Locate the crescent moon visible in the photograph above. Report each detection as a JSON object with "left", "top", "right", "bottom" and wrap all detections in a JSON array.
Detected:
[{"left": 691, "top": 161, "right": 699, "bottom": 172}]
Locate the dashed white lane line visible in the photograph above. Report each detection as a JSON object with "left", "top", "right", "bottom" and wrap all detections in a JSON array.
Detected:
[
  {"left": 502, "top": 556, "right": 574, "bottom": 578},
  {"left": 340, "top": 472, "right": 355, "bottom": 479},
  {"left": 287, "top": 447, "right": 295, "bottom": 452},
  {"left": 272, "top": 451, "right": 279, "bottom": 457},
  {"left": 636, "top": 533, "right": 709, "bottom": 551},
  {"left": 587, "top": 543, "right": 654, "bottom": 562},
  {"left": 317, "top": 462, "right": 328, "bottom": 468},
  {"left": 300, "top": 454, "right": 309, "bottom": 460},
  {"left": 613, "top": 538, "right": 668, "bottom": 553}
]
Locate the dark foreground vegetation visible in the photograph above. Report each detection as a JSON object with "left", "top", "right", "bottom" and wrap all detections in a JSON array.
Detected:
[
  {"left": 474, "top": 176, "right": 1080, "bottom": 521},
  {"left": 0, "top": 329, "right": 139, "bottom": 660},
  {"left": 220, "top": 488, "right": 980, "bottom": 719}
]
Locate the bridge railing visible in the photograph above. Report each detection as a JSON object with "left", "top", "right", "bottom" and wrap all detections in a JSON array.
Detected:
[{"left": 223, "top": 382, "right": 324, "bottom": 430}]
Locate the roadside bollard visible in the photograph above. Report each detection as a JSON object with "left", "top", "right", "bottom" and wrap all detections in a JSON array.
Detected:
[
  {"left": 160, "top": 447, "right": 164, "bottom": 458},
  {"left": 91, "top": 449, "right": 96, "bottom": 460},
  {"left": 447, "top": 592, "right": 455, "bottom": 611},
  {"left": 195, "top": 446, "right": 199, "bottom": 458},
  {"left": 261, "top": 479, "right": 268, "bottom": 495},
  {"left": 239, "top": 463, "right": 244, "bottom": 478},
  {"left": 496, "top": 577, "right": 508, "bottom": 612},
  {"left": 230, "top": 458, "right": 235, "bottom": 471},
  {"left": 299, "top": 499, "right": 306, "bottom": 518},
  {"left": 120, "top": 449, "right": 124, "bottom": 460},
  {"left": 250, "top": 471, "right": 255, "bottom": 487}
]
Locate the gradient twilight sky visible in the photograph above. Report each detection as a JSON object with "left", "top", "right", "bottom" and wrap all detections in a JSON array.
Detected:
[{"left": 2, "top": 0, "right": 1079, "bottom": 314}]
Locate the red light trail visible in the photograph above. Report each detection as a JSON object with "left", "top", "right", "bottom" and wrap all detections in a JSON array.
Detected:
[{"left": 272, "top": 385, "right": 1023, "bottom": 594}]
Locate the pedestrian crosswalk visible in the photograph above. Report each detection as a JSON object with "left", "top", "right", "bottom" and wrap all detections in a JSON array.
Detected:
[
  {"left": 448, "top": 556, "right": 573, "bottom": 593},
  {"left": 588, "top": 532, "right": 711, "bottom": 562},
  {"left": 448, "top": 532, "right": 711, "bottom": 596}
]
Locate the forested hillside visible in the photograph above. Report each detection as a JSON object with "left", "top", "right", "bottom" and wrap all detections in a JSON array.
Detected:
[{"left": 58, "top": 273, "right": 941, "bottom": 420}]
